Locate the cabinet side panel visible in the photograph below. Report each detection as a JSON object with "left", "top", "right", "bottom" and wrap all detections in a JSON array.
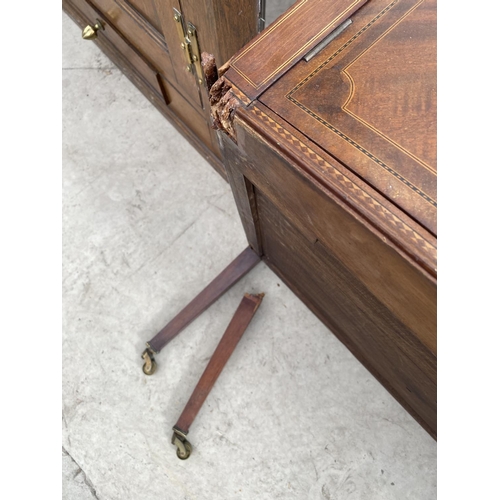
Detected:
[
  {"left": 257, "top": 191, "right": 436, "bottom": 437},
  {"left": 231, "top": 116, "right": 436, "bottom": 355}
]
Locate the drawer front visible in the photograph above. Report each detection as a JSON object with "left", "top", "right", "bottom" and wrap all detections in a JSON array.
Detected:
[
  {"left": 75, "top": 0, "right": 164, "bottom": 99},
  {"left": 87, "top": 0, "right": 174, "bottom": 79}
]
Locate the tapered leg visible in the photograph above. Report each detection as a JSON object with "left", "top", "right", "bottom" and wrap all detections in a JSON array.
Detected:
[
  {"left": 141, "top": 247, "right": 261, "bottom": 374},
  {"left": 171, "top": 293, "right": 264, "bottom": 459}
]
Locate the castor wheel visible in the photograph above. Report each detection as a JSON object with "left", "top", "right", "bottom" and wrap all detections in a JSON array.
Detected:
[
  {"left": 172, "top": 428, "right": 192, "bottom": 460},
  {"left": 142, "top": 348, "right": 157, "bottom": 376},
  {"left": 176, "top": 439, "right": 192, "bottom": 460}
]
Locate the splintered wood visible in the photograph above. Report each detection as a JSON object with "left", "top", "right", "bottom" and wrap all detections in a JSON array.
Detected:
[{"left": 202, "top": 52, "right": 240, "bottom": 142}]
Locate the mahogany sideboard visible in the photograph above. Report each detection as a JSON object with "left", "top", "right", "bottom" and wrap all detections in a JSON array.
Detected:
[
  {"left": 211, "top": 0, "right": 437, "bottom": 438},
  {"left": 63, "top": 0, "right": 268, "bottom": 178}
]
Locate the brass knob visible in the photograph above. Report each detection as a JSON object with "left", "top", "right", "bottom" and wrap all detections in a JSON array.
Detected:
[{"left": 82, "top": 20, "right": 104, "bottom": 40}]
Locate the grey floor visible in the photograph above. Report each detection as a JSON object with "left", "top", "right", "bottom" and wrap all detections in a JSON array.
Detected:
[{"left": 62, "top": 10, "right": 436, "bottom": 500}]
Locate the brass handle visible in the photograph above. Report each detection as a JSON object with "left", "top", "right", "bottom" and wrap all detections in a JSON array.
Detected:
[{"left": 82, "top": 20, "right": 104, "bottom": 40}]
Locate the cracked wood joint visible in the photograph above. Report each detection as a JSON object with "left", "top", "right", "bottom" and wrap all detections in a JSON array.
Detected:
[{"left": 202, "top": 52, "right": 240, "bottom": 142}]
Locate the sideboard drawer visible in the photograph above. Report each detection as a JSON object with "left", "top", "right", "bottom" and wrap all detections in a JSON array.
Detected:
[
  {"left": 87, "top": 0, "right": 174, "bottom": 79},
  {"left": 76, "top": 0, "right": 164, "bottom": 100}
]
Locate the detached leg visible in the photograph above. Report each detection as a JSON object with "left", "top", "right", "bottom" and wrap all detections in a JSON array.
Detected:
[
  {"left": 142, "top": 247, "right": 260, "bottom": 375},
  {"left": 171, "top": 292, "right": 264, "bottom": 459}
]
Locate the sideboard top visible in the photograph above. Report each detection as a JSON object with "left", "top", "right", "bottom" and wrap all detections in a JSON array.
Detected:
[{"left": 226, "top": 0, "right": 437, "bottom": 238}]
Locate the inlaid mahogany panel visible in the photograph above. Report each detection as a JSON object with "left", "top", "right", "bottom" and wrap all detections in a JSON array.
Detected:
[
  {"left": 217, "top": 0, "right": 437, "bottom": 437},
  {"left": 224, "top": 0, "right": 369, "bottom": 101},
  {"left": 260, "top": 0, "right": 437, "bottom": 234}
]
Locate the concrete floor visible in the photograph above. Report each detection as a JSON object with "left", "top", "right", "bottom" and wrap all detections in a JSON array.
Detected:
[{"left": 62, "top": 10, "right": 436, "bottom": 500}]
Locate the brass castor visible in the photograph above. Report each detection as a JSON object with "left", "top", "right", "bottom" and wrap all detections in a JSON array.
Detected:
[
  {"left": 172, "top": 428, "right": 192, "bottom": 460},
  {"left": 142, "top": 348, "right": 157, "bottom": 376}
]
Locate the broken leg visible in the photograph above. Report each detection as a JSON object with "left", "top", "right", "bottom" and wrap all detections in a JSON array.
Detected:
[
  {"left": 141, "top": 247, "right": 260, "bottom": 375},
  {"left": 171, "top": 292, "right": 264, "bottom": 459}
]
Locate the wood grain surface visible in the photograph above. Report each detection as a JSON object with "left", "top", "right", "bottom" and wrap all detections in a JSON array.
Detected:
[
  {"left": 224, "top": 0, "right": 369, "bottom": 100},
  {"left": 148, "top": 247, "right": 261, "bottom": 353},
  {"left": 174, "top": 293, "right": 264, "bottom": 434},
  {"left": 220, "top": 115, "right": 437, "bottom": 436},
  {"left": 216, "top": 0, "right": 437, "bottom": 435},
  {"left": 237, "top": 102, "right": 437, "bottom": 277},
  {"left": 260, "top": 0, "right": 437, "bottom": 233},
  {"left": 124, "top": 0, "right": 163, "bottom": 32},
  {"left": 257, "top": 192, "right": 436, "bottom": 437},
  {"left": 226, "top": 115, "right": 436, "bottom": 353}
]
